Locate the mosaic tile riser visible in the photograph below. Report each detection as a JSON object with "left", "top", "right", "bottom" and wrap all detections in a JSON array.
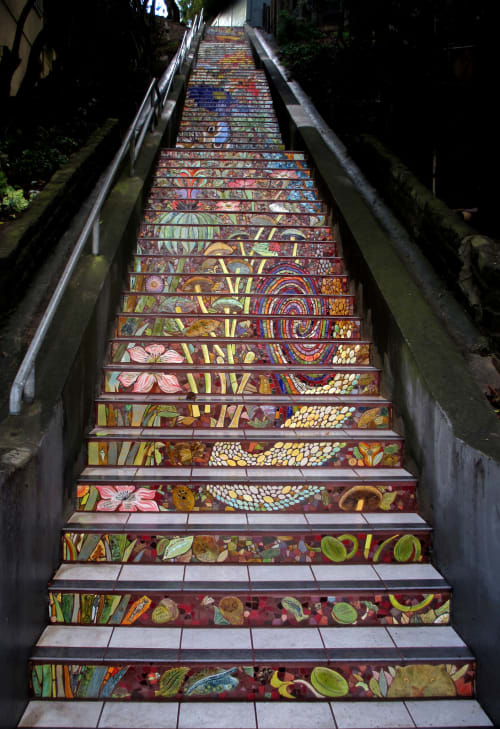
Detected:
[
  {"left": 77, "top": 481, "right": 416, "bottom": 513},
  {"left": 94, "top": 402, "right": 390, "bottom": 431},
  {"left": 103, "top": 365, "right": 378, "bottom": 397},
  {"left": 109, "top": 339, "right": 372, "bottom": 368},
  {"left": 30, "top": 661, "right": 475, "bottom": 701},
  {"left": 62, "top": 530, "right": 429, "bottom": 564},
  {"left": 87, "top": 437, "right": 403, "bottom": 469},
  {"left": 48, "top": 591, "right": 450, "bottom": 627}
]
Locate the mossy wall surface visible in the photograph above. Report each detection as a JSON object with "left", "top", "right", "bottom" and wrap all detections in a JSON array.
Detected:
[
  {"left": 350, "top": 134, "right": 500, "bottom": 349},
  {"left": 247, "top": 26, "right": 500, "bottom": 725},
  {"left": 0, "top": 120, "right": 121, "bottom": 316}
]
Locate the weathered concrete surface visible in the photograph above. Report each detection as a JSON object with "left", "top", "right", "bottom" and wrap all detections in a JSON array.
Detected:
[
  {"left": 350, "top": 134, "right": 500, "bottom": 349},
  {"left": 0, "top": 119, "right": 120, "bottom": 317},
  {"left": 247, "top": 26, "right": 500, "bottom": 726},
  {"left": 0, "top": 39, "right": 201, "bottom": 729}
]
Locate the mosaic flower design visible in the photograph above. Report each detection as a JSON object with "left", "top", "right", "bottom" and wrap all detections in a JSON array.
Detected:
[
  {"left": 118, "top": 345, "right": 183, "bottom": 393},
  {"left": 216, "top": 200, "right": 241, "bottom": 211},
  {"left": 145, "top": 276, "right": 164, "bottom": 293},
  {"left": 95, "top": 486, "right": 159, "bottom": 512},
  {"left": 227, "top": 178, "right": 258, "bottom": 188}
]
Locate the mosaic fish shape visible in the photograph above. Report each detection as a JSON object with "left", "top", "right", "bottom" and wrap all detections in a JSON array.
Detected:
[{"left": 184, "top": 667, "right": 239, "bottom": 696}]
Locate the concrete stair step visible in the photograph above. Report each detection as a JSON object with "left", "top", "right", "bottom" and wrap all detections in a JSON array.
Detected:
[
  {"left": 103, "top": 355, "right": 379, "bottom": 391},
  {"left": 176, "top": 144, "right": 287, "bottom": 151},
  {"left": 76, "top": 465, "right": 416, "bottom": 513},
  {"left": 107, "top": 338, "right": 373, "bottom": 369},
  {"left": 138, "top": 224, "right": 334, "bottom": 242},
  {"left": 155, "top": 158, "right": 306, "bottom": 170},
  {"left": 93, "top": 394, "right": 391, "bottom": 430},
  {"left": 112, "top": 313, "right": 361, "bottom": 342},
  {"left": 135, "top": 238, "right": 335, "bottom": 257},
  {"left": 124, "top": 270, "right": 347, "bottom": 293},
  {"left": 18, "top": 698, "right": 494, "bottom": 728},
  {"left": 151, "top": 168, "right": 311, "bottom": 179},
  {"left": 48, "top": 561, "right": 451, "bottom": 628},
  {"left": 177, "top": 125, "right": 279, "bottom": 132},
  {"left": 129, "top": 255, "right": 343, "bottom": 275},
  {"left": 61, "top": 511, "right": 429, "bottom": 565},
  {"left": 120, "top": 293, "right": 353, "bottom": 316},
  {"left": 158, "top": 150, "right": 305, "bottom": 159},
  {"left": 139, "top": 223, "right": 334, "bottom": 240},
  {"left": 176, "top": 134, "right": 283, "bottom": 144},
  {"left": 146, "top": 187, "right": 319, "bottom": 200},
  {"left": 85, "top": 428, "right": 404, "bottom": 469},
  {"left": 142, "top": 214, "right": 326, "bottom": 228},
  {"left": 144, "top": 200, "right": 324, "bottom": 214},
  {"left": 150, "top": 177, "right": 317, "bottom": 189},
  {"left": 28, "top": 624, "right": 474, "bottom": 701}
]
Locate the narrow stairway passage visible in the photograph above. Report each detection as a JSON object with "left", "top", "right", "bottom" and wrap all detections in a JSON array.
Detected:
[{"left": 19, "top": 25, "right": 493, "bottom": 729}]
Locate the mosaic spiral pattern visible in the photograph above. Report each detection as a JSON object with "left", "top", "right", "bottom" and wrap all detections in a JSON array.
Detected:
[{"left": 253, "top": 263, "right": 336, "bottom": 370}]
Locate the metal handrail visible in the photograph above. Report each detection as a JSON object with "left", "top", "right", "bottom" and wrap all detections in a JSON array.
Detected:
[{"left": 9, "top": 11, "right": 204, "bottom": 415}]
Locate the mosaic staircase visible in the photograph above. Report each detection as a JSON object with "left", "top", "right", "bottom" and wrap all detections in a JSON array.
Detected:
[{"left": 19, "top": 26, "right": 493, "bottom": 729}]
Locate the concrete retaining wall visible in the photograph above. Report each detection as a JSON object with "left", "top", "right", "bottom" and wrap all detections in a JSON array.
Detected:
[
  {"left": 0, "top": 38, "right": 201, "bottom": 729},
  {"left": 247, "top": 26, "right": 500, "bottom": 726},
  {"left": 0, "top": 120, "right": 121, "bottom": 316},
  {"left": 350, "top": 134, "right": 500, "bottom": 349}
]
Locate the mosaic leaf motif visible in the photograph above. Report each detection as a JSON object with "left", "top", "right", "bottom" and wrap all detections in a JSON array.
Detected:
[
  {"left": 62, "top": 529, "right": 429, "bottom": 565},
  {"left": 387, "top": 664, "right": 457, "bottom": 698},
  {"left": 29, "top": 660, "right": 474, "bottom": 700},
  {"left": 48, "top": 590, "right": 450, "bottom": 627},
  {"left": 156, "top": 667, "right": 189, "bottom": 697},
  {"left": 310, "top": 667, "right": 349, "bottom": 698}
]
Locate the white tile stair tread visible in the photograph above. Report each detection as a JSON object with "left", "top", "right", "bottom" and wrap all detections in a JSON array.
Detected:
[
  {"left": 18, "top": 699, "right": 494, "bottom": 728},
  {"left": 52, "top": 561, "right": 447, "bottom": 585},
  {"left": 88, "top": 427, "right": 402, "bottom": 438},
  {"left": 95, "top": 393, "right": 388, "bottom": 403},
  {"left": 66, "top": 510, "right": 427, "bottom": 527},
  {"left": 35, "top": 624, "right": 467, "bottom": 651},
  {"left": 80, "top": 465, "right": 416, "bottom": 480}
]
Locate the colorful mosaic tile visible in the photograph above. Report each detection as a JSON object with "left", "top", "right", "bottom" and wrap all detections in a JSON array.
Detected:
[
  {"left": 86, "top": 435, "right": 403, "bottom": 469},
  {"left": 62, "top": 529, "right": 430, "bottom": 564},
  {"left": 76, "top": 480, "right": 416, "bottom": 514},
  {"left": 49, "top": 591, "right": 450, "bottom": 627},
  {"left": 30, "top": 661, "right": 474, "bottom": 701},
  {"left": 95, "top": 401, "right": 390, "bottom": 430}
]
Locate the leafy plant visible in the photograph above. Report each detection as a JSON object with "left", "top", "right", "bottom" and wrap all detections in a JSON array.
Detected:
[
  {"left": 0, "top": 170, "right": 7, "bottom": 197},
  {"left": 1, "top": 186, "right": 30, "bottom": 216}
]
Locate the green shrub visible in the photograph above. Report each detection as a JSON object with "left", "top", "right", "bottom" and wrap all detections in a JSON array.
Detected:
[
  {"left": 1, "top": 186, "right": 30, "bottom": 216},
  {"left": 0, "top": 170, "right": 7, "bottom": 197}
]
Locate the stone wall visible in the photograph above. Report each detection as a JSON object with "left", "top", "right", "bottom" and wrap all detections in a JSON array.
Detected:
[{"left": 350, "top": 134, "right": 500, "bottom": 350}]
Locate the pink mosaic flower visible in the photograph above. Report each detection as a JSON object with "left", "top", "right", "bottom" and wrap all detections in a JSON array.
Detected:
[
  {"left": 227, "top": 178, "right": 258, "bottom": 188},
  {"left": 145, "top": 275, "right": 164, "bottom": 293},
  {"left": 216, "top": 200, "right": 241, "bottom": 211},
  {"left": 118, "top": 345, "right": 184, "bottom": 393},
  {"left": 95, "top": 486, "right": 159, "bottom": 512},
  {"left": 270, "top": 170, "right": 299, "bottom": 179}
]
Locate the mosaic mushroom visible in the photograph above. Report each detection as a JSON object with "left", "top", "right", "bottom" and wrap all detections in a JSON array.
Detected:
[{"left": 339, "top": 486, "right": 383, "bottom": 512}]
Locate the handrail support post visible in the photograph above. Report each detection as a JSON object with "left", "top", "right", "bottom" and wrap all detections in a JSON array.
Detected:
[
  {"left": 24, "top": 367, "right": 35, "bottom": 403},
  {"left": 92, "top": 218, "right": 100, "bottom": 256}
]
